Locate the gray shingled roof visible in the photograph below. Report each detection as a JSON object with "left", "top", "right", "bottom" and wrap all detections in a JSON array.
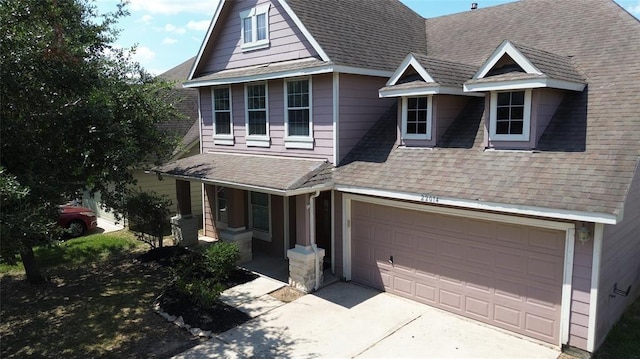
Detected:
[
  {"left": 157, "top": 58, "right": 200, "bottom": 156},
  {"left": 336, "top": 0, "right": 640, "bottom": 218},
  {"left": 510, "top": 41, "right": 586, "bottom": 83},
  {"left": 287, "top": 0, "right": 427, "bottom": 72},
  {"left": 154, "top": 153, "right": 332, "bottom": 193}
]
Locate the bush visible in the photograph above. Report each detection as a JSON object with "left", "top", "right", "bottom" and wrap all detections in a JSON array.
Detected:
[
  {"left": 124, "top": 189, "right": 171, "bottom": 249},
  {"left": 173, "top": 241, "right": 239, "bottom": 308}
]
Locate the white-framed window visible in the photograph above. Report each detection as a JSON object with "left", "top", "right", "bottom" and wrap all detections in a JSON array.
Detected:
[
  {"left": 239, "top": 4, "right": 270, "bottom": 51},
  {"left": 249, "top": 191, "right": 271, "bottom": 241},
  {"left": 284, "top": 78, "right": 313, "bottom": 149},
  {"left": 489, "top": 89, "right": 531, "bottom": 141},
  {"left": 215, "top": 186, "right": 228, "bottom": 229},
  {"left": 245, "top": 82, "right": 270, "bottom": 147},
  {"left": 212, "top": 87, "right": 233, "bottom": 145},
  {"left": 401, "top": 96, "right": 432, "bottom": 140}
]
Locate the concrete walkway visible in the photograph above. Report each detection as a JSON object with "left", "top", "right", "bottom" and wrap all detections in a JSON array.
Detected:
[{"left": 173, "top": 281, "right": 560, "bottom": 359}]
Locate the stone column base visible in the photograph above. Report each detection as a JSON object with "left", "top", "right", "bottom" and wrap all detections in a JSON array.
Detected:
[
  {"left": 287, "top": 244, "right": 325, "bottom": 293},
  {"left": 171, "top": 215, "right": 198, "bottom": 247},
  {"left": 219, "top": 228, "right": 253, "bottom": 264}
]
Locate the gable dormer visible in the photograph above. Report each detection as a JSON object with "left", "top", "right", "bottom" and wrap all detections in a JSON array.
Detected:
[
  {"left": 380, "top": 53, "right": 482, "bottom": 147},
  {"left": 464, "top": 40, "right": 586, "bottom": 150}
]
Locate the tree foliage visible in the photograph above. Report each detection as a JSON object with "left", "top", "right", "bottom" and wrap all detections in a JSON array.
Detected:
[
  {"left": 0, "top": 0, "right": 183, "bottom": 282},
  {"left": 125, "top": 188, "right": 172, "bottom": 249}
]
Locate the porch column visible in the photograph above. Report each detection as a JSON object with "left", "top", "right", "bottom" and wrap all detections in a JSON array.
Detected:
[
  {"left": 288, "top": 193, "right": 325, "bottom": 293},
  {"left": 171, "top": 179, "right": 198, "bottom": 246},
  {"left": 219, "top": 188, "right": 252, "bottom": 263}
]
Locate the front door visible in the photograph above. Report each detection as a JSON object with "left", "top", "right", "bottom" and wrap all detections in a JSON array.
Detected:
[{"left": 315, "top": 191, "right": 332, "bottom": 266}]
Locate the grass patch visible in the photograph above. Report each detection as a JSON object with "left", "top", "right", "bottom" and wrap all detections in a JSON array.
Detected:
[
  {"left": 0, "top": 230, "right": 142, "bottom": 274},
  {"left": 594, "top": 297, "right": 640, "bottom": 359}
]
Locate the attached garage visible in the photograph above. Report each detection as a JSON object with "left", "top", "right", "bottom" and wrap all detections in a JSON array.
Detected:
[{"left": 346, "top": 195, "right": 573, "bottom": 346}]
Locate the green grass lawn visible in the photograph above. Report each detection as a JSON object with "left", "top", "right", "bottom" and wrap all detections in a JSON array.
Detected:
[{"left": 0, "top": 230, "right": 142, "bottom": 274}]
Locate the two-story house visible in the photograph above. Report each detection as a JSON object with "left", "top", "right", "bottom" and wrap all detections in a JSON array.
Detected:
[{"left": 154, "top": 0, "right": 640, "bottom": 355}]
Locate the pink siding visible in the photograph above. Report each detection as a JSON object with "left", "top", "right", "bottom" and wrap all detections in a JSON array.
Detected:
[
  {"left": 200, "top": 0, "right": 317, "bottom": 73},
  {"left": 486, "top": 89, "right": 563, "bottom": 150},
  {"left": 338, "top": 74, "right": 395, "bottom": 163},
  {"left": 201, "top": 73, "right": 334, "bottom": 160},
  {"left": 596, "top": 168, "right": 640, "bottom": 349},
  {"left": 568, "top": 227, "right": 594, "bottom": 350},
  {"left": 401, "top": 95, "right": 469, "bottom": 147}
]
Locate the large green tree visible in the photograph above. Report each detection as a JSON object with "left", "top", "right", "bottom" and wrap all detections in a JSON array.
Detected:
[{"left": 0, "top": 0, "right": 181, "bottom": 282}]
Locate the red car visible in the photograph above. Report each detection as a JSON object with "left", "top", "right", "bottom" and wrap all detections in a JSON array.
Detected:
[{"left": 58, "top": 205, "right": 98, "bottom": 238}]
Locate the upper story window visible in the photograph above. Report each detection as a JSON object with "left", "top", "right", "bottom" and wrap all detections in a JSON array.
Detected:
[
  {"left": 245, "top": 82, "right": 269, "bottom": 147},
  {"left": 249, "top": 191, "right": 271, "bottom": 241},
  {"left": 401, "top": 96, "right": 432, "bottom": 140},
  {"left": 490, "top": 89, "right": 531, "bottom": 141},
  {"left": 240, "top": 4, "right": 270, "bottom": 51},
  {"left": 212, "top": 87, "right": 233, "bottom": 145},
  {"left": 284, "top": 78, "right": 313, "bottom": 149}
]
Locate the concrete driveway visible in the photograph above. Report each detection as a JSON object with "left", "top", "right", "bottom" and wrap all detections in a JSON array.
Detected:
[{"left": 174, "top": 281, "right": 560, "bottom": 358}]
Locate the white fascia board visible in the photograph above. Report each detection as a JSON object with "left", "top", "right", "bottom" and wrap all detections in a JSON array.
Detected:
[
  {"left": 334, "top": 185, "right": 620, "bottom": 225},
  {"left": 188, "top": 0, "right": 225, "bottom": 81},
  {"left": 184, "top": 65, "right": 393, "bottom": 88},
  {"left": 277, "top": 0, "right": 330, "bottom": 62},
  {"left": 155, "top": 171, "right": 332, "bottom": 197},
  {"left": 464, "top": 78, "right": 586, "bottom": 92},
  {"left": 380, "top": 86, "right": 485, "bottom": 98},
  {"left": 184, "top": 65, "right": 335, "bottom": 88},
  {"left": 474, "top": 40, "right": 542, "bottom": 79},
  {"left": 386, "top": 55, "right": 434, "bottom": 86}
]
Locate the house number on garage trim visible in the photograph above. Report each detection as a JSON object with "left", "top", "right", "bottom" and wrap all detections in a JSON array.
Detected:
[{"left": 420, "top": 194, "right": 439, "bottom": 203}]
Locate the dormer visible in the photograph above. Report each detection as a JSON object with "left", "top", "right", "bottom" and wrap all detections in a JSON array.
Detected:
[
  {"left": 380, "top": 53, "right": 483, "bottom": 147},
  {"left": 464, "top": 40, "right": 586, "bottom": 150}
]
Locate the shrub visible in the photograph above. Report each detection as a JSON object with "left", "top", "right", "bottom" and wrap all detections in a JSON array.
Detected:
[
  {"left": 124, "top": 188, "right": 171, "bottom": 249},
  {"left": 172, "top": 241, "right": 239, "bottom": 308}
]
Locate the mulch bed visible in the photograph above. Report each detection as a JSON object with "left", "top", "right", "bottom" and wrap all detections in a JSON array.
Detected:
[{"left": 137, "top": 246, "right": 258, "bottom": 334}]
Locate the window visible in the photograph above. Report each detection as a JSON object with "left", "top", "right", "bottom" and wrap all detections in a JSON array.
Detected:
[
  {"left": 490, "top": 90, "right": 531, "bottom": 141},
  {"left": 240, "top": 4, "right": 270, "bottom": 51},
  {"left": 216, "top": 187, "right": 228, "bottom": 225},
  {"left": 245, "top": 82, "right": 269, "bottom": 147},
  {"left": 249, "top": 192, "right": 270, "bottom": 241},
  {"left": 285, "top": 78, "right": 313, "bottom": 149},
  {"left": 212, "top": 87, "right": 233, "bottom": 145},
  {"left": 401, "top": 96, "right": 432, "bottom": 140}
]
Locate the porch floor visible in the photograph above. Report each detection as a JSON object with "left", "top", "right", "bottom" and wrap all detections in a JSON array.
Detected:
[{"left": 240, "top": 251, "right": 339, "bottom": 289}]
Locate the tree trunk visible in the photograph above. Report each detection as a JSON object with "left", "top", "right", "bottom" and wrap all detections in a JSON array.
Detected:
[{"left": 20, "top": 245, "right": 45, "bottom": 283}]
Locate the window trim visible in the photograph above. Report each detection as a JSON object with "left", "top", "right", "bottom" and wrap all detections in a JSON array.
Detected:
[
  {"left": 212, "top": 86, "right": 234, "bottom": 146},
  {"left": 239, "top": 4, "right": 271, "bottom": 51},
  {"left": 284, "top": 77, "right": 313, "bottom": 149},
  {"left": 401, "top": 95, "right": 433, "bottom": 140},
  {"left": 489, "top": 89, "right": 532, "bottom": 141},
  {"left": 248, "top": 191, "right": 271, "bottom": 241},
  {"left": 244, "top": 82, "right": 270, "bottom": 147}
]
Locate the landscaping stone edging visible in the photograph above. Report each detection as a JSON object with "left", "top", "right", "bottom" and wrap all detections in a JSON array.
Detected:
[{"left": 153, "top": 301, "right": 215, "bottom": 338}]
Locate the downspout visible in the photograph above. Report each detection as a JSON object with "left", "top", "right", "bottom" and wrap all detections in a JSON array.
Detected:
[{"left": 309, "top": 191, "right": 321, "bottom": 290}]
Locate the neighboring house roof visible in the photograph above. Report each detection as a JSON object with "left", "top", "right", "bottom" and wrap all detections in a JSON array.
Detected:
[
  {"left": 155, "top": 153, "right": 333, "bottom": 195},
  {"left": 336, "top": 0, "right": 640, "bottom": 224},
  {"left": 157, "top": 57, "right": 200, "bottom": 159}
]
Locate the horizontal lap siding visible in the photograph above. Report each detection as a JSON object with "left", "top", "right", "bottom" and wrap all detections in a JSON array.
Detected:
[
  {"left": 134, "top": 170, "right": 203, "bottom": 217},
  {"left": 568, "top": 231, "right": 593, "bottom": 350},
  {"left": 203, "top": 0, "right": 317, "bottom": 73},
  {"left": 596, "top": 169, "right": 640, "bottom": 349},
  {"left": 338, "top": 74, "right": 395, "bottom": 163},
  {"left": 201, "top": 74, "right": 334, "bottom": 161}
]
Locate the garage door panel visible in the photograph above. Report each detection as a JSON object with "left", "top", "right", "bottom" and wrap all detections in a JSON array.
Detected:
[
  {"left": 525, "top": 313, "right": 556, "bottom": 342},
  {"left": 439, "top": 289, "right": 463, "bottom": 312},
  {"left": 466, "top": 296, "right": 492, "bottom": 320},
  {"left": 416, "top": 282, "right": 437, "bottom": 303},
  {"left": 351, "top": 201, "right": 563, "bottom": 345}
]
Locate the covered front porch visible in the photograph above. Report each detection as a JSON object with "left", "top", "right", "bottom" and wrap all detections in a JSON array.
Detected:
[{"left": 153, "top": 152, "right": 334, "bottom": 293}]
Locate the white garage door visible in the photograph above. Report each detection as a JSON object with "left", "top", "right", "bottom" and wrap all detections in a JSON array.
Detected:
[{"left": 351, "top": 201, "right": 564, "bottom": 345}]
